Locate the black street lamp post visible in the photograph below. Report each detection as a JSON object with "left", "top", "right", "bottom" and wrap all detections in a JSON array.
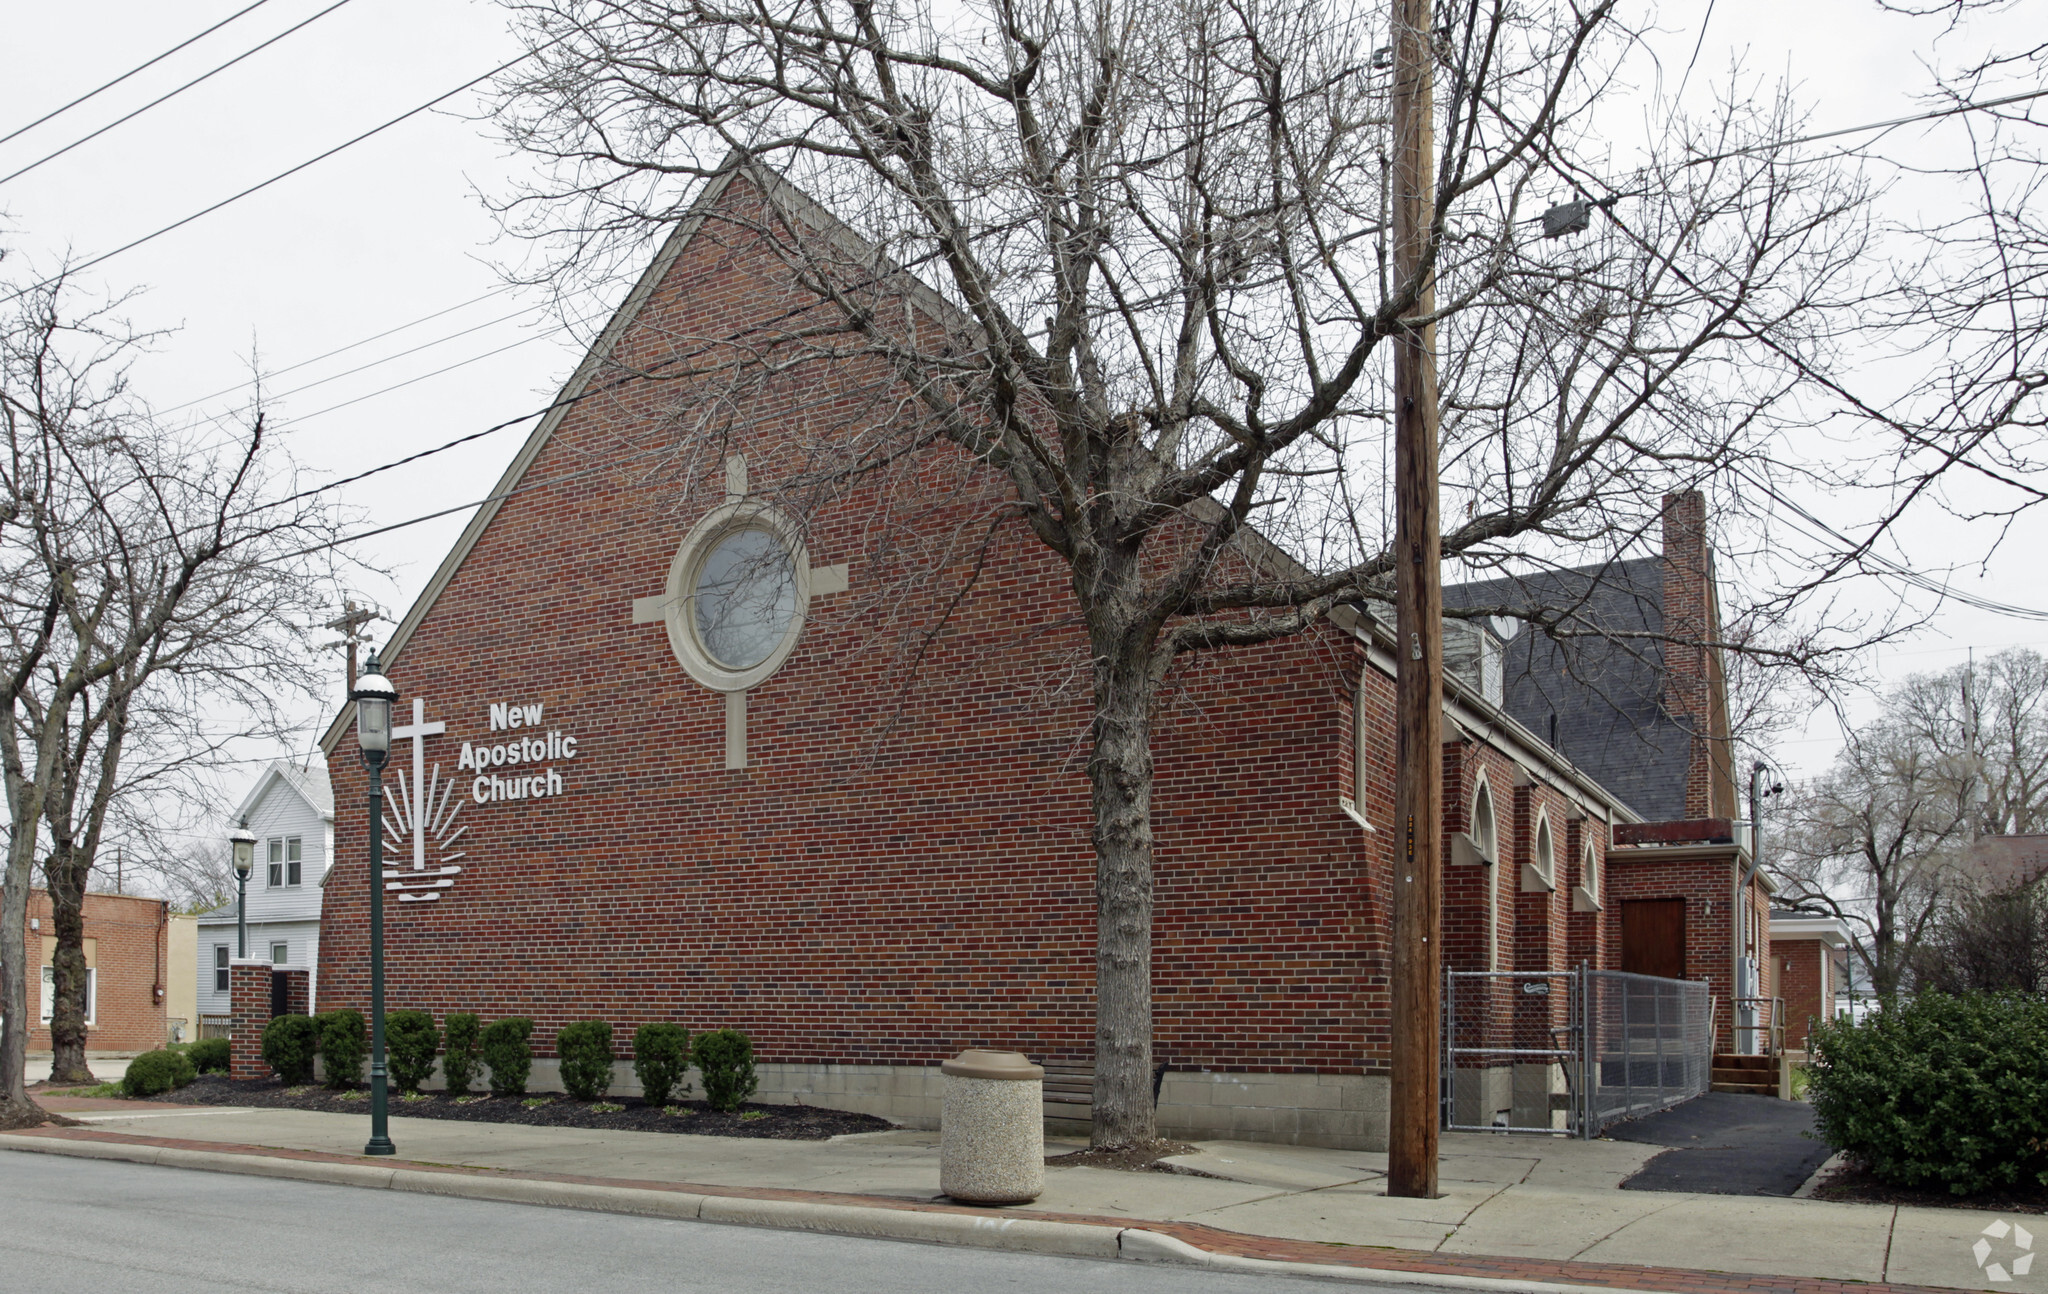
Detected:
[
  {"left": 230, "top": 821, "right": 256, "bottom": 959},
  {"left": 352, "top": 651, "right": 398, "bottom": 1157}
]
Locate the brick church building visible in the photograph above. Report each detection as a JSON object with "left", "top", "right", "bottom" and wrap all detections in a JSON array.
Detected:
[{"left": 317, "top": 166, "right": 1773, "bottom": 1148}]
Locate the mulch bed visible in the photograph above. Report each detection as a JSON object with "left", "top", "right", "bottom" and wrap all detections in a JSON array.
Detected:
[
  {"left": 148, "top": 1074, "right": 893, "bottom": 1141},
  {"left": 1044, "top": 1137, "right": 1205, "bottom": 1173},
  {"left": 1808, "top": 1158, "right": 2048, "bottom": 1214}
]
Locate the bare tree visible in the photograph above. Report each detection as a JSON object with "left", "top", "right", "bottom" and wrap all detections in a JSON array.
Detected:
[
  {"left": 0, "top": 274, "right": 337, "bottom": 1123},
  {"left": 487, "top": 0, "right": 1879, "bottom": 1142},
  {"left": 1912, "top": 868, "right": 2048, "bottom": 996},
  {"left": 1816, "top": 1, "right": 2048, "bottom": 549},
  {"left": 1774, "top": 651, "right": 2048, "bottom": 996},
  {"left": 1889, "top": 648, "right": 2048, "bottom": 836}
]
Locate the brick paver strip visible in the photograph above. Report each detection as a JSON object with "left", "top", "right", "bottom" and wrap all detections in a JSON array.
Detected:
[{"left": 5, "top": 1126, "right": 1948, "bottom": 1294}]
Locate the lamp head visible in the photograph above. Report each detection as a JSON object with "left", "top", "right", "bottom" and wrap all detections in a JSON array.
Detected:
[
  {"left": 352, "top": 648, "right": 398, "bottom": 762},
  {"left": 229, "top": 819, "right": 257, "bottom": 878}
]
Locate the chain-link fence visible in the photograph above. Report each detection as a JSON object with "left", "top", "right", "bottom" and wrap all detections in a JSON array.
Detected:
[
  {"left": 1443, "top": 967, "right": 1712, "bottom": 1138},
  {"left": 1584, "top": 970, "right": 1713, "bottom": 1132}
]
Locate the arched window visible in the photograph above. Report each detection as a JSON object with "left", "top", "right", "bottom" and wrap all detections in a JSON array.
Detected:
[
  {"left": 1470, "top": 780, "right": 1498, "bottom": 862},
  {"left": 1525, "top": 812, "right": 1556, "bottom": 892},
  {"left": 1581, "top": 842, "right": 1600, "bottom": 902}
]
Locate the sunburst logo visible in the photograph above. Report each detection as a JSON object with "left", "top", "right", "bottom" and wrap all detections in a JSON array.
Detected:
[{"left": 384, "top": 699, "right": 465, "bottom": 904}]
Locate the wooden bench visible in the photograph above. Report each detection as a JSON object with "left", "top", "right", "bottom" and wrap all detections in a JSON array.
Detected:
[{"left": 1037, "top": 1060, "right": 1169, "bottom": 1124}]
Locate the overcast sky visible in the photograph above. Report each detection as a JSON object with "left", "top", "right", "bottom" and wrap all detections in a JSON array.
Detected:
[{"left": 1, "top": 0, "right": 2040, "bottom": 820}]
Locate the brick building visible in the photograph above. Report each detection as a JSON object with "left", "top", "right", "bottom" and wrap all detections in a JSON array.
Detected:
[
  {"left": 1769, "top": 910, "right": 1848, "bottom": 1051},
  {"left": 15, "top": 889, "right": 171, "bottom": 1055},
  {"left": 315, "top": 166, "right": 1766, "bottom": 1147}
]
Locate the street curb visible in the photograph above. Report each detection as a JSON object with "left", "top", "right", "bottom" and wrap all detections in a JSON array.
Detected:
[{"left": 0, "top": 1130, "right": 1864, "bottom": 1294}]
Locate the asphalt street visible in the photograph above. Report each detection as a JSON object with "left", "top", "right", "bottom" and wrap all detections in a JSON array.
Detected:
[{"left": 0, "top": 1150, "right": 1390, "bottom": 1294}]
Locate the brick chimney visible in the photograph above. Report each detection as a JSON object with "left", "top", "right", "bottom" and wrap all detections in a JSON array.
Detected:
[{"left": 1660, "top": 491, "right": 1735, "bottom": 819}]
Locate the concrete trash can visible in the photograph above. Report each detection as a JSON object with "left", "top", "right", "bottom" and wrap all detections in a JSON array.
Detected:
[{"left": 939, "top": 1049, "right": 1045, "bottom": 1204}]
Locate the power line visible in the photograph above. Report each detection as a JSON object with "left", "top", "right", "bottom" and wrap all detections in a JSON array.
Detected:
[
  {"left": 0, "top": 42, "right": 551, "bottom": 309},
  {"left": 156, "top": 281, "right": 533, "bottom": 417},
  {"left": 1707, "top": 86, "right": 2048, "bottom": 162},
  {"left": 0, "top": 0, "right": 356, "bottom": 189},
  {"left": 161, "top": 267, "right": 637, "bottom": 422},
  {"left": 0, "top": 0, "right": 275, "bottom": 149}
]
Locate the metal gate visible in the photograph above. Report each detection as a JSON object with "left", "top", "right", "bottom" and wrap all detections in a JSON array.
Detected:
[
  {"left": 1443, "top": 969, "right": 1586, "bottom": 1135},
  {"left": 1444, "top": 966, "right": 1712, "bottom": 1137}
]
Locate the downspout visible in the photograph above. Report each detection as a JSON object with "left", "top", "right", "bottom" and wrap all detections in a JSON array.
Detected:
[{"left": 1735, "top": 762, "right": 1769, "bottom": 1054}]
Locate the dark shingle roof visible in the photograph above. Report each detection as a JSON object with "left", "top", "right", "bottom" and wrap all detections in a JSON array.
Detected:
[{"left": 1443, "top": 558, "right": 1693, "bottom": 822}]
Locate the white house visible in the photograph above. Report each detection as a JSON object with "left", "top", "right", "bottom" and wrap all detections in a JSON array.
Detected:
[{"left": 196, "top": 760, "right": 333, "bottom": 1018}]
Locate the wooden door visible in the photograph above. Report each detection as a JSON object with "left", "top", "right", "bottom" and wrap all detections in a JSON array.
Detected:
[{"left": 1621, "top": 898, "right": 1687, "bottom": 980}]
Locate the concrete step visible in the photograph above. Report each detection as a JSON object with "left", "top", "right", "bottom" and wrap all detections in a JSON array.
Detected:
[
  {"left": 1712, "top": 1054, "right": 1773, "bottom": 1071},
  {"left": 1710, "top": 1080, "right": 1778, "bottom": 1096}
]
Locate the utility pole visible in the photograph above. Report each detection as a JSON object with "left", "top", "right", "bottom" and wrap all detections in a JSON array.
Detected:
[
  {"left": 323, "top": 601, "right": 381, "bottom": 692},
  {"left": 1387, "top": 0, "right": 1443, "bottom": 1200}
]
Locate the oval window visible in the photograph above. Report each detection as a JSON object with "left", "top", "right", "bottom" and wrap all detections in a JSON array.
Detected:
[{"left": 692, "top": 527, "right": 797, "bottom": 670}]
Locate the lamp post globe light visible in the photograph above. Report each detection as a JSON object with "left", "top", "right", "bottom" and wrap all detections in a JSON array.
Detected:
[
  {"left": 229, "top": 820, "right": 257, "bottom": 960},
  {"left": 352, "top": 651, "right": 399, "bottom": 1157}
]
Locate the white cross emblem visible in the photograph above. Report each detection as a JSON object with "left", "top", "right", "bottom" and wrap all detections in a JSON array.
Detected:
[{"left": 385, "top": 697, "right": 466, "bottom": 903}]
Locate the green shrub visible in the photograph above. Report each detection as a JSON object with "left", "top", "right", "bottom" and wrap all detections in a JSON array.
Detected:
[
  {"left": 442, "top": 1013, "right": 483, "bottom": 1096},
  {"left": 121, "top": 1047, "right": 197, "bottom": 1098},
  {"left": 187, "top": 1037, "right": 231, "bottom": 1074},
  {"left": 1808, "top": 992, "right": 2048, "bottom": 1196},
  {"left": 479, "top": 1017, "right": 534, "bottom": 1096},
  {"left": 260, "top": 1014, "right": 319, "bottom": 1085},
  {"left": 387, "top": 1011, "right": 441, "bottom": 1094},
  {"left": 315, "top": 1009, "right": 367, "bottom": 1089},
  {"left": 556, "top": 1021, "right": 615, "bottom": 1101},
  {"left": 693, "top": 1028, "right": 758, "bottom": 1112},
  {"left": 633, "top": 1023, "right": 691, "bottom": 1106}
]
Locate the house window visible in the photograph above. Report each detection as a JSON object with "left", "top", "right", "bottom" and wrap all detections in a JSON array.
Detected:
[
  {"left": 1532, "top": 815, "right": 1556, "bottom": 887},
  {"left": 39, "top": 965, "right": 96, "bottom": 1026},
  {"left": 214, "top": 945, "right": 230, "bottom": 992},
  {"left": 271, "top": 942, "right": 289, "bottom": 966},
  {"left": 268, "top": 837, "right": 302, "bottom": 887},
  {"left": 1581, "top": 842, "right": 1600, "bottom": 902}
]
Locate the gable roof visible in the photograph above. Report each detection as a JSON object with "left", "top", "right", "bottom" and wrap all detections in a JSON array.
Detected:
[
  {"left": 1443, "top": 557, "right": 1694, "bottom": 822},
  {"left": 235, "top": 758, "right": 335, "bottom": 824},
  {"left": 320, "top": 165, "right": 750, "bottom": 756}
]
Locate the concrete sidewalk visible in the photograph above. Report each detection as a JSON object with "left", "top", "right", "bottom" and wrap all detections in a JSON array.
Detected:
[{"left": 3, "top": 1099, "right": 2020, "bottom": 1294}]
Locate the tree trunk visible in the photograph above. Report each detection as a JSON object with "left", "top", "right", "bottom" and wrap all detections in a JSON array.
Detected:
[
  {"left": 45, "top": 844, "right": 95, "bottom": 1085},
  {"left": 1089, "top": 644, "right": 1158, "bottom": 1147},
  {"left": 0, "top": 813, "right": 50, "bottom": 1127}
]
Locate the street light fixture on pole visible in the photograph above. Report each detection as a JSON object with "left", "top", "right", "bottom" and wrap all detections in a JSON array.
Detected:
[
  {"left": 352, "top": 651, "right": 398, "bottom": 1157},
  {"left": 229, "top": 820, "right": 257, "bottom": 960}
]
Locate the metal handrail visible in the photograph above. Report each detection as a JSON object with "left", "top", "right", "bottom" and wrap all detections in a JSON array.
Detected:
[{"left": 1732, "top": 996, "right": 1785, "bottom": 1057}]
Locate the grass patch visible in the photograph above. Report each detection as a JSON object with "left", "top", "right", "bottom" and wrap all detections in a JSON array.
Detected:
[
  {"left": 521, "top": 1096, "right": 553, "bottom": 1109},
  {"left": 336, "top": 1089, "right": 368, "bottom": 1102},
  {"left": 399, "top": 1091, "right": 432, "bottom": 1103},
  {"left": 663, "top": 1105, "right": 691, "bottom": 1117},
  {"left": 51, "top": 1082, "right": 123, "bottom": 1098},
  {"left": 589, "top": 1102, "right": 624, "bottom": 1114},
  {"left": 453, "top": 1095, "right": 488, "bottom": 1105},
  {"left": 284, "top": 1085, "right": 316, "bottom": 1097},
  {"left": 739, "top": 1110, "right": 767, "bottom": 1121}
]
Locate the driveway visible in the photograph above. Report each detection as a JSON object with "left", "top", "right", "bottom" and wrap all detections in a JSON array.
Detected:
[{"left": 1607, "top": 1092, "right": 1832, "bottom": 1196}]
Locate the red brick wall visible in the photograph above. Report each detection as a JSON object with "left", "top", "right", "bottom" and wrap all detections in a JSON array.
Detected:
[
  {"left": 229, "top": 962, "right": 273, "bottom": 1080},
  {"left": 315, "top": 182, "right": 1632, "bottom": 1080},
  {"left": 1775, "top": 938, "right": 1832, "bottom": 1049},
  {"left": 21, "top": 890, "right": 167, "bottom": 1053},
  {"left": 1603, "top": 849, "right": 1772, "bottom": 1051}
]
